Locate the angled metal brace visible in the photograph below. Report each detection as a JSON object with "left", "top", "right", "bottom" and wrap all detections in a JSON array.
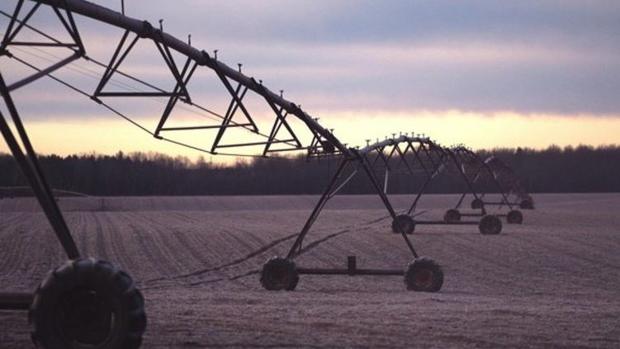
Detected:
[
  {"left": 261, "top": 87, "right": 302, "bottom": 155},
  {"left": 262, "top": 107, "right": 288, "bottom": 155},
  {"left": 408, "top": 142, "right": 431, "bottom": 176},
  {"left": 0, "top": 72, "right": 79, "bottom": 259},
  {"left": 2, "top": 1, "right": 84, "bottom": 53},
  {"left": 153, "top": 38, "right": 191, "bottom": 100},
  {"left": 394, "top": 144, "right": 415, "bottom": 176},
  {"left": 306, "top": 129, "right": 340, "bottom": 159},
  {"left": 356, "top": 150, "right": 418, "bottom": 258},
  {"left": 370, "top": 146, "right": 390, "bottom": 169},
  {"left": 444, "top": 149, "right": 484, "bottom": 204},
  {"left": 94, "top": 28, "right": 191, "bottom": 99},
  {"left": 93, "top": 30, "right": 139, "bottom": 96},
  {"left": 1, "top": 1, "right": 42, "bottom": 51},
  {"left": 51, "top": 2, "right": 85, "bottom": 53},
  {"left": 419, "top": 142, "right": 440, "bottom": 169},
  {"left": 457, "top": 148, "right": 513, "bottom": 209},
  {"left": 7, "top": 51, "right": 80, "bottom": 91},
  {"left": 210, "top": 82, "right": 250, "bottom": 152},
  {"left": 154, "top": 56, "right": 199, "bottom": 137},
  {"left": 287, "top": 157, "right": 352, "bottom": 258},
  {"left": 409, "top": 142, "right": 429, "bottom": 174},
  {"left": 1, "top": 1, "right": 84, "bottom": 90},
  {"left": 213, "top": 70, "right": 258, "bottom": 133}
]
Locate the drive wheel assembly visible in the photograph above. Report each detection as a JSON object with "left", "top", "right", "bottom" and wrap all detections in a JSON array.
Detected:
[
  {"left": 443, "top": 209, "right": 461, "bottom": 223},
  {"left": 29, "top": 258, "right": 147, "bottom": 349},
  {"left": 520, "top": 198, "right": 534, "bottom": 210},
  {"left": 478, "top": 215, "right": 502, "bottom": 235},
  {"left": 404, "top": 257, "right": 444, "bottom": 292},
  {"left": 391, "top": 214, "right": 415, "bottom": 234},
  {"left": 260, "top": 256, "right": 299, "bottom": 291},
  {"left": 471, "top": 198, "right": 484, "bottom": 209},
  {"left": 506, "top": 210, "right": 524, "bottom": 224}
]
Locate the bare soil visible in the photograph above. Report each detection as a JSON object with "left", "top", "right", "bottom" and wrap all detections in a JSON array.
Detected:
[{"left": 1, "top": 194, "right": 619, "bottom": 348}]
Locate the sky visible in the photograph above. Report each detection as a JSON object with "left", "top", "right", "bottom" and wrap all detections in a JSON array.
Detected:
[{"left": 0, "top": 0, "right": 619, "bottom": 162}]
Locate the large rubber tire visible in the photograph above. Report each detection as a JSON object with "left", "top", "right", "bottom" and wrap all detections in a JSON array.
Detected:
[
  {"left": 391, "top": 214, "right": 415, "bottom": 234},
  {"left": 471, "top": 198, "right": 484, "bottom": 210},
  {"left": 506, "top": 210, "right": 524, "bottom": 224},
  {"left": 260, "top": 256, "right": 299, "bottom": 291},
  {"left": 479, "top": 215, "right": 502, "bottom": 235},
  {"left": 520, "top": 198, "right": 534, "bottom": 210},
  {"left": 29, "top": 258, "right": 146, "bottom": 349},
  {"left": 404, "top": 257, "right": 444, "bottom": 292},
  {"left": 443, "top": 209, "right": 461, "bottom": 223}
]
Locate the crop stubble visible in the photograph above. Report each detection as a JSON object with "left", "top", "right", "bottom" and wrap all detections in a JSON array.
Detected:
[{"left": 0, "top": 194, "right": 619, "bottom": 348}]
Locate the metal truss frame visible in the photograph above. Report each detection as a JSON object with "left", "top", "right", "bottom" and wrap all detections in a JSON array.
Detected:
[
  {"left": 0, "top": 0, "right": 450, "bottom": 306},
  {"left": 452, "top": 146, "right": 534, "bottom": 210},
  {"left": 285, "top": 135, "right": 500, "bottom": 266},
  {"left": 451, "top": 145, "right": 514, "bottom": 210}
]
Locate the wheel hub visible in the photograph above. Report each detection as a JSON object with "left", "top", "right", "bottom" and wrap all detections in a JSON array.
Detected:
[
  {"left": 414, "top": 269, "right": 434, "bottom": 289},
  {"left": 56, "top": 287, "right": 113, "bottom": 345}
]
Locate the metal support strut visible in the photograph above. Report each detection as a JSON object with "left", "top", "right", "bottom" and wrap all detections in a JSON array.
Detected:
[
  {"left": 0, "top": 73, "right": 79, "bottom": 259},
  {"left": 286, "top": 150, "right": 419, "bottom": 261}
]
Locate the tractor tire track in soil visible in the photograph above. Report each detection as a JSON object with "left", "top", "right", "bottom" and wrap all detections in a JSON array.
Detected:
[
  {"left": 126, "top": 212, "right": 237, "bottom": 286},
  {"left": 145, "top": 232, "right": 299, "bottom": 286},
  {"left": 126, "top": 212, "right": 197, "bottom": 275},
  {"left": 151, "top": 212, "right": 391, "bottom": 287},
  {"left": 2, "top": 194, "right": 620, "bottom": 348},
  {"left": 125, "top": 220, "right": 180, "bottom": 280}
]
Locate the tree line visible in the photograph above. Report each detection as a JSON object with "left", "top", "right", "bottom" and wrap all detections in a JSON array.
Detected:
[{"left": 0, "top": 145, "right": 618, "bottom": 196}]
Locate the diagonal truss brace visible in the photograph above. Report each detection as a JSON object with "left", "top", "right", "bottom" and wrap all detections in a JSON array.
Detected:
[
  {"left": 1, "top": 0, "right": 84, "bottom": 52},
  {"left": 93, "top": 28, "right": 191, "bottom": 99},
  {"left": 286, "top": 152, "right": 419, "bottom": 260},
  {"left": 1, "top": 0, "right": 84, "bottom": 91}
]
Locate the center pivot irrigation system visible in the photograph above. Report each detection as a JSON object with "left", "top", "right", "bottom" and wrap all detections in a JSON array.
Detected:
[
  {"left": 450, "top": 145, "right": 534, "bottom": 218},
  {"left": 260, "top": 135, "right": 532, "bottom": 295},
  {"left": 0, "top": 0, "right": 532, "bottom": 348}
]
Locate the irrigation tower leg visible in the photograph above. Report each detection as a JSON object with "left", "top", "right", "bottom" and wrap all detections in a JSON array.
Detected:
[
  {"left": 454, "top": 191, "right": 467, "bottom": 209},
  {"left": 286, "top": 157, "right": 350, "bottom": 259},
  {"left": 357, "top": 152, "right": 419, "bottom": 258},
  {"left": 446, "top": 151, "right": 485, "bottom": 208},
  {"left": 0, "top": 73, "right": 79, "bottom": 259},
  {"left": 406, "top": 173, "right": 435, "bottom": 215}
]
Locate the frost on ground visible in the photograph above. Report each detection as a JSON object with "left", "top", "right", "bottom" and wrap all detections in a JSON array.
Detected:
[{"left": 1, "top": 194, "right": 619, "bottom": 348}]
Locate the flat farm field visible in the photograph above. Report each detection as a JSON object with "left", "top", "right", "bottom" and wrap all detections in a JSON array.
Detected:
[{"left": 1, "top": 193, "right": 619, "bottom": 348}]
